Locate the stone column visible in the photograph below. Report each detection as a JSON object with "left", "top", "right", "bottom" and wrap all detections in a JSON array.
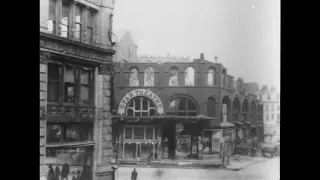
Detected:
[
  {"left": 95, "top": 64, "right": 115, "bottom": 180},
  {"left": 40, "top": 52, "right": 48, "bottom": 180}
]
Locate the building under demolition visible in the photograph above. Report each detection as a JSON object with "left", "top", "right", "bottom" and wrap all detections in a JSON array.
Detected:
[{"left": 111, "top": 53, "right": 264, "bottom": 164}]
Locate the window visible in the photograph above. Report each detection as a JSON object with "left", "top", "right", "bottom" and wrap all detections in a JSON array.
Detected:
[
  {"left": 271, "top": 105, "right": 274, "bottom": 111},
  {"left": 74, "top": 4, "right": 83, "bottom": 41},
  {"left": 222, "top": 97, "right": 230, "bottom": 122},
  {"left": 123, "top": 126, "right": 156, "bottom": 159},
  {"left": 232, "top": 98, "right": 240, "bottom": 121},
  {"left": 129, "top": 68, "right": 139, "bottom": 86},
  {"left": 207, "top": 97, "right": 216, "bottom": 117},
  {"left": 169, "top": 68, "right": 179, "bottom": 86},
  {"left": 46, "top": 146, "right": 93, "bottom": 174},
  {"left": 64, "top": 65, "right": 76, "bottom": 103},
  {"left": 266, "top": 114, "right": 269, "bottom": 121},
  {"left": 47, "top": 123, "right": 93, "bottom": 143},
  {"left": 48, "top": 63, "right": 61, "bottom": 102},
  {"left": 266, "top": 105, "right": 269, "bottom": 111},
  {"left": 61, "top": 0, "right": 71, "bottom": 38},
  {"left": 267, "top": 95, "right": 271, "bottom": 100},
  {"left": 144, "top": 66, "right": 154, "bottom": 86},
  {"left": 48, "top": 0, "right": 56, "bottom": 34},
  {"left": 47, "top": 62, "right": 94, "bottom": 105},
  {"left": 87, "top": 9, "right": 95, "bottom": 45},
  {"left": 126, "top": 97, "right": 156, "bottom": 117},
  {"left": 80, "top": 68, "right": 92, "bottom": 104},
  {"left": 271, "top": 114, "right": 275, "bottom": 120},
  {"left": 242, "top": 100, "right": 249, "bottom": 121},
  {"left": 184, "top": 67, "right": 194, "bottom": 86},
  {"left": 221, "top": 73, "right": 225, "bottom": 87},
  {"left": 207, "top": 68, "right": 215, "bottom": 86},
  {"left": 167, "top": 97, "right": 197, "bottom": 116}
]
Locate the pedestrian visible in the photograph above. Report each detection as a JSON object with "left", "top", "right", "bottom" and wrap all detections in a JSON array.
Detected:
[
  {"left": 47, "top": 164, "right": 55, "bottom": 180},
  {"left": 131, "top": 168, "right": 138, "bottom": 180},
  {"left": 76, "top": 170, "right": 81, "bottom": 180},
  {"left": 61, "top": 163, "right": 70, "bottom": 180},
  {"left": 55, "top": 165, "right": 61, "bottom": 180}
]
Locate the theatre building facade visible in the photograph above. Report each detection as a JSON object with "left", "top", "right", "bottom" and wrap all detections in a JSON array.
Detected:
[{"left": 111, "top": 54, "right": 263, "bottom": 163}]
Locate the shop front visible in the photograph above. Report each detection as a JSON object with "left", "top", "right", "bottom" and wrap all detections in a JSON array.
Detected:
[{"left": 113, "top": 89, "right": 208, "bottom": 162}]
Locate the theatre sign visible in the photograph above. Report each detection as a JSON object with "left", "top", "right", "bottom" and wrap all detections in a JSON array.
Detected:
[{"left": 118, "top": 89, "right": 164, "bottom": 115}]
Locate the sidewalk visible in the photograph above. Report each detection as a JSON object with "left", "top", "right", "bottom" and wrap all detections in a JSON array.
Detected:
[
  {"left": 225, "top": 155, "right": 269, "bottom": 171},
  {"left": 118, "top": 155, "right": 271, "bottom": 170}
]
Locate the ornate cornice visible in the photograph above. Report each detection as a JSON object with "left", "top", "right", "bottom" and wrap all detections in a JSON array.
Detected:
[{"left": 40, "top": 32, "right": 115, "bottom": 63}]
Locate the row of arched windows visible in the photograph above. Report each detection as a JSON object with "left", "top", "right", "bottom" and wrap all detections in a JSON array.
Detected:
[
  {"left": 129, "top": 67, "right": 227, "bottom": 87},
  {"left": 124, "top": 95, "right": 260, "bottom": 123}
]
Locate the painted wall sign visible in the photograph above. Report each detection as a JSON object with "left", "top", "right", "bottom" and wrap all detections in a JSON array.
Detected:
[{"left": 118, "top": 89, "right": 164, "bottom": 115}]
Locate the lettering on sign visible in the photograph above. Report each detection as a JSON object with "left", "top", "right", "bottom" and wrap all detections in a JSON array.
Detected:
[{"left": 118, "top": 89, "right": 164, "bottom": 115}]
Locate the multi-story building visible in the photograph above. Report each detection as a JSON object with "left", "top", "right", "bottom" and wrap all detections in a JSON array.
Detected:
[
  {"left": 40, "top": 0, "right": 116, "bottom": 180},
  {"left": 111, "top": 53, "right": 263, "bottom": 164},
  {"left": 256, "top": 85, "right": 280, "bottom": 143}
]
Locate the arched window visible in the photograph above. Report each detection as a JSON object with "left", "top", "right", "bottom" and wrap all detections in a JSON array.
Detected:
[
  {"left": 222, "top": 97, "right": 231, "bottom": 122},
  {"left": 232, "top": 98, "right": 241, "bottom": 121},
  {"left": 167, "top": 96, "right": 197, "bottom": 116},
  {"left": 242, "top": 99, "right": 249, "bottom": 121},
  {"left": 207, "top": 97, "right": 216, "bottom": 117},
  {"left": 126, "top": 97, "right": 156, "bottom": 116},
  {"left": 221, "top": 70, "right": 227, "bottom": 87},
  {"left": 207, "top": 68, "right": 215, "bottom": 86},
  {"left": 184, "top": 67, "right": 194, "bottom": 86},
  {"left": 129, "top": 68, "right": 139, "bottom": 86},
  {"left": 144, "top": 66, "right": 154, "bottom": 86},
  {"left": 169, "top": 67, "right": 179, "bottom": 86}
]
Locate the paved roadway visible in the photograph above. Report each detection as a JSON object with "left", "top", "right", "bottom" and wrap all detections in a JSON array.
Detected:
[{"left": 117, "top": 157, "right": 280, "bottom": 180}]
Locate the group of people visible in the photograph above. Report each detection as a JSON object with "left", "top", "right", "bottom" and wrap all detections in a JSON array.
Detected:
[{"left": 47, "top": 163, "right": 92, "bottom": 180}]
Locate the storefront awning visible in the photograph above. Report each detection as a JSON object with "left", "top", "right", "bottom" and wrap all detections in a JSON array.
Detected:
[
  {"left": 46, "top": 141, "right": 95, "bottom": 148},
  {"left": 112, "top": 115, "right": 217, "bottom": 123}
]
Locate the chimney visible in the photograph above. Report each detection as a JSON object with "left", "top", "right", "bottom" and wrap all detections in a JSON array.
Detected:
[
  {"left": 214, "top": 56, "right": 218, "bottom": 63},
  {"left": 200, "top": 53, "right": 204, "bottom": 60}
]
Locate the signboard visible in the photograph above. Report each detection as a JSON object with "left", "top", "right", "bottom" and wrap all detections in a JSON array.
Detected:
[
  {"left": 175, "top": 123, "right": 184, "bottom": 132},
  {"left": 118, "top": 89, "right": 164, "bottom": 115}
]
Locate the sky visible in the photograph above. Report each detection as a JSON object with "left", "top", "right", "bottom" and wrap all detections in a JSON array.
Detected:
[{"left": 113, "top": 0, "right": 280, "bottom": 90}]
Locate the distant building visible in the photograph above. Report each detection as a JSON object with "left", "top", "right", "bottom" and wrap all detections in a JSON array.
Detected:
[
  {"left": 113, "top": 30, "right": 138, "bottom": 62},
  {"left": 256, "top": 85, "right": 280, "bottom": 143}
]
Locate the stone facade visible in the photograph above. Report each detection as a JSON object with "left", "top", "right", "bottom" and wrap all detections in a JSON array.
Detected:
[
  {"left": 40, "top": 52, "right": 48, "bottom": 179},
  {"left": 40, "top": 0, "right": 116, "bottom": 179}
]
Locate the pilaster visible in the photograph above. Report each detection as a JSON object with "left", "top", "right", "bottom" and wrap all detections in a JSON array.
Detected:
[
  {"left": 95, "top": 64, "right": 115, "bottom": 180},
  {"left": 40, "top": 51, "right": 48, "bottom": 180}
]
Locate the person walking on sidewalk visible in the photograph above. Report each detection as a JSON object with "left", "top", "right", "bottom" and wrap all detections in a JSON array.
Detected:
[{"left": 131, "top": 168, "right": 138, "bottom": 180}]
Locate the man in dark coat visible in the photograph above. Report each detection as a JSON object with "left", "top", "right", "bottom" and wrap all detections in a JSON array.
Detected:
[
  {"left": 55, "top": 166, "right": 61, "bottom": 180},
  {"left": 61, "top": 163, "right": 70, "bottom": 180},
  {"left": 131, "top": 168, "right": 138, "bottom": 180},
  {"left": 47, "top": 165, "right": 55, "bottom": 180}
]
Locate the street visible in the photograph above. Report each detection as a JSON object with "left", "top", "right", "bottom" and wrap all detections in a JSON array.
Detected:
[{"left": 117, "top": 157, "right": 280, "bottom": 180}]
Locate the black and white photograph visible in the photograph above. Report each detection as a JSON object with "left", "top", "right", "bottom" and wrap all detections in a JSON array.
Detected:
[{"left": 40, "top": 0, "right": 280, "bottom": 179}]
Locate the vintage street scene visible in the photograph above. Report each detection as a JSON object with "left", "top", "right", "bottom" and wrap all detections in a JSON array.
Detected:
[{"left": 40, "top": 0, "right": 280, "bottom": 180}]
